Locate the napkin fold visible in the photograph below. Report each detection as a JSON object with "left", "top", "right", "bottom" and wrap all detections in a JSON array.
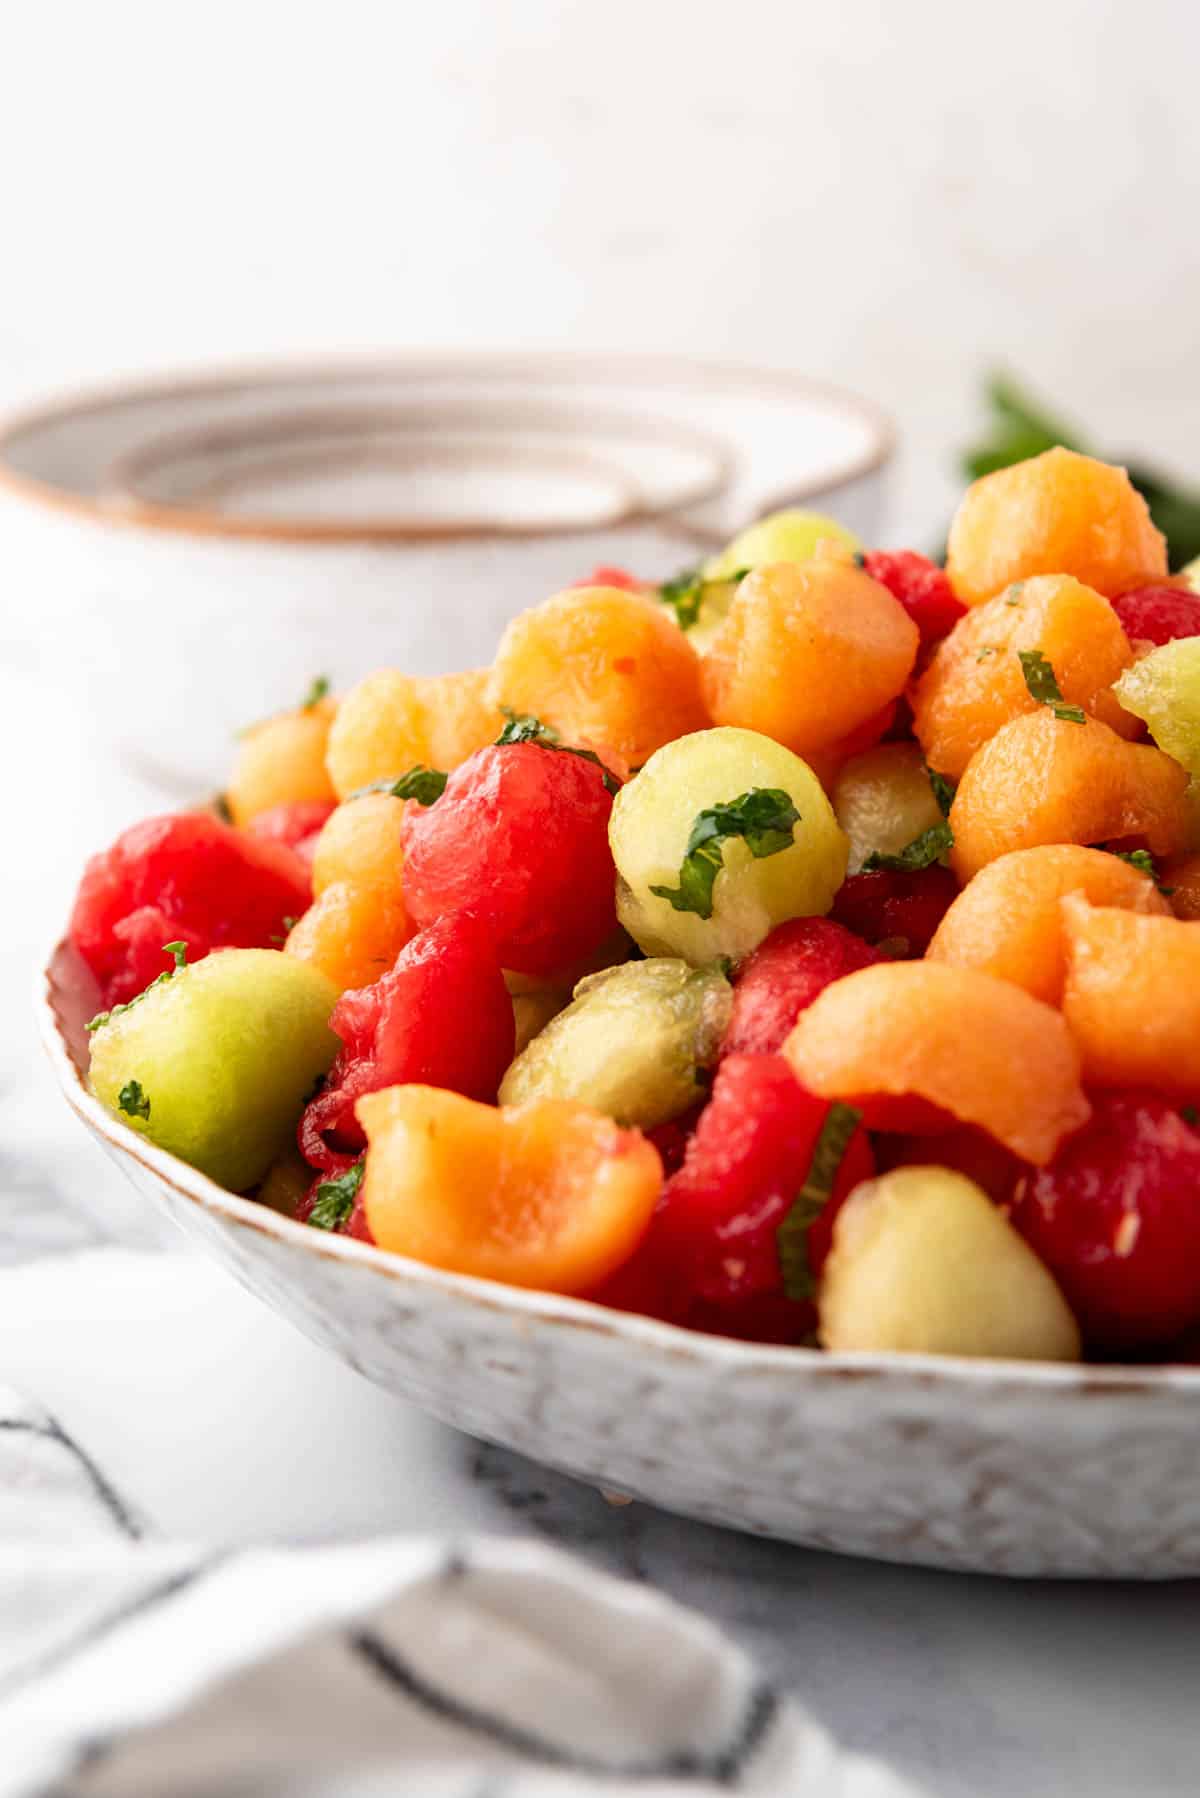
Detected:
[{"left": 0, "top": 1385, "right": 919, "bottom": 1798}]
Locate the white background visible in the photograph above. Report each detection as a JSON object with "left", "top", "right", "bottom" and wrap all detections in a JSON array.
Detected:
[{"left": 2, "top": 0, "right": 1198, "bottom": 538}]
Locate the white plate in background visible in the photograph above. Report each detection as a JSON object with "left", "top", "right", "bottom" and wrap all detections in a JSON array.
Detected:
[{"left": 0, "top": 353, "right": 892, "bottom": 825}]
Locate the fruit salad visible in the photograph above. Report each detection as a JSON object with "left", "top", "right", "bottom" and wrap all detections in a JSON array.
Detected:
[{"left": 68, "top": 447, "right": 1200, "bottom": 1364}]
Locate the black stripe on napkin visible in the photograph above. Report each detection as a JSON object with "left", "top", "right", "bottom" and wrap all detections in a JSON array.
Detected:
[
  {"left": 0, "top": 1411, "right": 143, "bottom": 1540},
  {"left": 45, "top": 1415, "right": 146, "bottom": 1541},
  {"left": 350, "top": 1625, "right": 779, "bottom": 1785},
  {"left": 0, "top": 1557, "right": 225, "bottom": 1702}
]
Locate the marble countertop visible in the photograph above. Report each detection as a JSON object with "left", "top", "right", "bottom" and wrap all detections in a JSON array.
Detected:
[{"left": 7, "top": 520, "right": 1199, "bottom": 1798}]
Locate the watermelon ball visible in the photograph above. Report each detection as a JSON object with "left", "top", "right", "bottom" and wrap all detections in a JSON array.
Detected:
[
  {"left": 644, "top": 1104, "right": 704, "bottom": 1177},
  {"left": 876, "top": 1123, "right": 1027, "bottom": 1207},
  {"left": 600, "top": 1053, "right": 874, "bottom": 1341},
  {"left": 1009, "top": 1092, "right": 1200, "bottom": 1353},
  {"left": 570, "top": 565, "right": 644, "bottom": 592},
  {"left": 863, "top": 550, "right": 966, "bottom": 649},
  {"left": 723, "top": 917, "right": 881, "bottom": 1057},
  {"left": 1110, "top": 583, "right": 1200, "bottom": 648},
  {"left": 299, "top": 911, "right": 514, "bottom": 1171},
  {"left": 401, "top": 741, "right": 618, "bottom": 979},
  {"left": 828, "top": 700, "right": 898, "bottom": 760},
  {"left": 70, "top": 812, "right": 312, "bottom": 1010},
  {"left": 244, "top": 799, "right": 337, "bottom": 863},
  {"left": 830, "top": 865, "right": 958, "bottom": 956}
]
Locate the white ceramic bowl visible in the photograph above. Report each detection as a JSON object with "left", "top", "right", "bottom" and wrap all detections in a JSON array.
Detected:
[
  {"left": 39, "top": 937, "right": 1200, "bottom": 1580},
  {"left": 0, "top": 353, "right": 891, "bottom": 808}
]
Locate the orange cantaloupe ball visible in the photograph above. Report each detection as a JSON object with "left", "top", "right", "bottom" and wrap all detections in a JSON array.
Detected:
[
  {"left": 287, "top": 792, "right": 410, "bottom": 991},
  {"left": 945, "top": 447, "right": 1168, "bottom": 607},
  {"left": 228, "top": 696, "right": 338, "bottom": 825},
  {"left": 310, "top": 792, "right": 406, "bottom": 902},
  {"left": 699, "top": 559, "right": 919, "bottom": 756},
  {"left": 781, "top": 961, "right": 1090, "bottom": 1166},
  {"left": 325, "top": 668, "right": 502, "bottom": 800},
  {"left": 926, "top": 844, "right": 1169, "bottom": 1004},
  {"left": 948, "top": 710, "right": 1191, "bottom": 883},
  {"left": 488, "top": 586, "right": 709, "bottom": 768},
  {"left": 1162, "top": 852, "right": 1200, "bottom": 920},
  {"left": 357, "top": 1086, "right": 662, "bottom": 1293},
  {"left": 912, "top": 575, "right": 1137, "bottom": 779},
  {"left": 285, "top": 882, "right": 409, "bottom": 993},
  {"left": 1060, "top": 894, "right": 1200, "bottom": 1096},
  {"left": 423, "top": 668, "right": 508, "bottom": 767}
]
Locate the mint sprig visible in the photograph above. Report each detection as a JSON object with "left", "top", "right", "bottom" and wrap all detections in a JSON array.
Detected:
[
  {"left": 1018, "top": 649, "right": 1085, "bottom": 724},
  {"left": 927, "top": 767, "right": 956, "bottom": 819},
  {"left": 863, "top": 821, "right": 954, "bottom": 875},
  {"left": 651, "top": 789, "right": 801, "bottom": 920},
  {"left": 777, "top": 1104, "right": 863, "bottom": 1300},
  {"left": 961, "top": 372, "right": 1200, "bottom": 569},
  {"left": 494, "top": 714, "right": 620, "bottom": 795},
  {"left": 348, "top": 766, "right": 449, "bottom": 806},
  {"left": 308, "top": 1161, "right": 364, "bottom": 1232},
  {"left": 656, "top": 565, "right": 751, "bottom": 631}
]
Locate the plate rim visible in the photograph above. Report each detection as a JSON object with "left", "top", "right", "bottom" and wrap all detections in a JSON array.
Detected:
[
  {"left": 0, "top": 349, "right": 894, "bottom": 547},
  {"left": 37, "top": 932, "right": 1200, "bottom": 1398}
]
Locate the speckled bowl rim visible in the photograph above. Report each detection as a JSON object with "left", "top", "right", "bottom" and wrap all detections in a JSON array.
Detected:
[
  {"left": 36, "top": 934, "right": 1200, "bottom": 1397},
  {"left": 0, "top": 351, "right": 895, "bottom": 546}
]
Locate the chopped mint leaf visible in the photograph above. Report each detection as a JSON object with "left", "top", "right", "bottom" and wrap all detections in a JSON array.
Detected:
[
  {"left": 1098, "top": 845, "right": 1174, "bottom": 896},
  {"left": 777, "top": 1104, "right": 863, "bottom": 1300},
  {"left": 558, "top": 745, "right": 621, "bottom": 796},
  {"left": 1111, "top": 847, "right": 1157, "bottom": 879},
  {"left": 87, "top": 942, "right": 190, "bottom": 1032},
  {"left": 237, "top": 675, "right": 331, "bottom": 738},
  {"left": 650, "top": 789, "right": 801, "bottom": 920},
  {"left": 656, "top": 564, "right": 750, "bottom": 631},
  {"left": 269, "top": 915, "right": 299, "bottom": 947},
  {"left": 494, "top": 713, "right": 620, "bottom": 795},
  {"left": 658, "top": 566, "right": 705, "bottom": 630},
  {"left": 1004, "top": 583, "right": 1025, "bottom": 606},
  {"left": 976, "top": 645, "right": 997, "bottom": 663},
  {"left": 345, "top": 766, "right": 449, "bottom": 805},
  {"left": 1018, "top": 649, "right": 1085, "bottom": 723},
  {"left": 389, "top": 765, "right": 449, "bottom": 805},
  {"left": 117, "top": 1080, "right": 150, "bottom": 1121},
  {"left": 863, "top": 820, "right": 954, "bottom": 874},
  {"left": 1182, "top": 1106, "right": 1198, "bottom": 1128},
  {"left": 308, "top": 1161, "right": 364, "bottom": 1232},
  {"left": 496, "top": 712, "right": 560, "bottom": 746},
  {"left": 927, "top": 767, "right": 956, "bottom": 818}
]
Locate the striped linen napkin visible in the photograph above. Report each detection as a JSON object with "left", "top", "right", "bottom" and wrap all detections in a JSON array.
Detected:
[{"left": 0, "top": 1387, "right": 920, "bottom": 1797}]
